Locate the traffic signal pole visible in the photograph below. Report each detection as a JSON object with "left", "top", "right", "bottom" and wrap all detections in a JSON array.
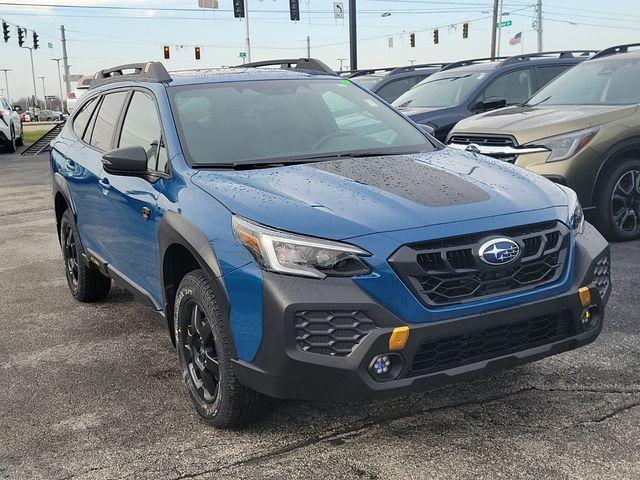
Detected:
[
  {"left": 0, "top": 69, "right": 10, "bottom": 103},
  {"left": 490, "top": 0, "right": 498, "bottom": 59},
  {"left": 60, "top": 25, "right": 71, "bottom": 97},
  {"left": 243, "top": 0, "right": 251, "bottom": 62},
  {"left": 348, "top": 0, "right": 357, "bottom": 70}
]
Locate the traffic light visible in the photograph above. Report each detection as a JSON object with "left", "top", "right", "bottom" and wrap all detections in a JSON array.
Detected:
[
  {"left": 289, "top": 0, "right": 300, "bottom": 21},
  {"left": 195, "top": 46, "right": 201, "bottom": 60},
  {"left": 33, "top": 31, "right": 39, "bottom": 49},
  {"left": 17, "top": 27, "right": 24, "bottom": 47},
  {"left": 462, "top": 22, "right": 469, "bottom": 39},
  {"left": 233, "top": 0, "right": 245, "bottom": 18},
  {"left": 433, "top": 28, "right": 439, "bottom": 45},
  {"left": 163, "top": 45, "right": 170, "bottom": 59},
  {"left": 2, "top": 21, "right": 9, "bottom": 43},
  {"left": 409, "top": 32, "right": 416, "bottom": 48}
]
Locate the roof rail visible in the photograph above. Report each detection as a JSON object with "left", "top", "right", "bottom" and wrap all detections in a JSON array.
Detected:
[
  {"left": 439, "top": 56, "right": 509, "bottom": 71},
  {"left": 90, "top": 62, "right": 172, "bottom": 89},
  {"left": 591, "top": 43, "right": 640, "bottom": 60},
  {"left": 238, "top": 58, "right": 338, "bottom": 76},
  {"left": 388, "top": 62, "right": 449, "bottom": 75},
  {"left": 499, "top": 50, "right": 597, "bottom": 66},
  {"left": 348, "top": 67, "right": 398, "bottom": 78}
]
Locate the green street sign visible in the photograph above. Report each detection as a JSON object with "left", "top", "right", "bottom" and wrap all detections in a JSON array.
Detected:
[
  {"left": 239, "top": 51, "right": 247, "bottom": 58},
  {"left": 496, "top": 20, "right": 512, "bottom": 28},
  {"left": 48, "top": 42, "right": 53, "bottom": 49}
]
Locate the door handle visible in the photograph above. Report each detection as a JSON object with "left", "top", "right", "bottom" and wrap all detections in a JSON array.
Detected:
[{"left": 98, "top": 177, "right": 111, "bottom": 191}]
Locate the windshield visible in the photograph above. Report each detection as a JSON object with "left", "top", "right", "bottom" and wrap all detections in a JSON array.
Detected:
[
  {"left": 528, "top": 56, "right": 640, "bottom": 106},
  {"left": 392, "top": 69, "right": 489, "bottom": 108},
  {"left": 169, "top": 79, "right": 433, "bottom": 166},
  {"left": 350, "top": 75, "right": 385, "bottom": 89}
]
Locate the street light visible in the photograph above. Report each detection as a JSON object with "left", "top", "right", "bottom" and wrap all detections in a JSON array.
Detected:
[
  {"left": 337, "top": 58, "right": 347, "bottom": 71},
  {"left": 0, "top": 68, "right": 10, "bottom": 103},
  {"left": 38, "top": 76, "right": 47, "bottom": 110},
  {"left": 51, "top": 58, "right": 65, "bottom": 113}
]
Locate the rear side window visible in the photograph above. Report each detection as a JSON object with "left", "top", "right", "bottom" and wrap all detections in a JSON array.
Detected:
[
  {"left": 376, "top": 77, "right": 419, "bottom": 103},
  {"left": 88, "top": 91, "right": 127, "bottom": 151},
  {"left": 72, "top": 97, "right": 98, "bottom": 138},
  {"left": 119, "top": 91, "right": 168, "bottom": 173},
  {"left": 536, "top": 65, "right": 570, "bottom": 88}
]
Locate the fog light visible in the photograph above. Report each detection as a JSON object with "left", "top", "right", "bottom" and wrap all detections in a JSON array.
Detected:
[
  {"left": 581, "top": 305, "right": 600, "bottom": 331},
  {"left": 368, "top": 353, "right": 404, "bottom": 381}
]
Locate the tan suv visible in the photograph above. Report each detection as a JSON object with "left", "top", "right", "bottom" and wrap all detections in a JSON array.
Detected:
[{"left": 448, "top": 43, "right": 640, "bottom": 241}]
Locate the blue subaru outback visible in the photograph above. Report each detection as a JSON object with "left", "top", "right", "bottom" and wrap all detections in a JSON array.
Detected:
[{"left": 51, "top": 59, "right": 611, "bottom": 428}]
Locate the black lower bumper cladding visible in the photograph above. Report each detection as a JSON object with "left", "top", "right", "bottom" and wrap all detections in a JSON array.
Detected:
[{"left": 233, "top": 223, "right": 611, "bottom": 402}]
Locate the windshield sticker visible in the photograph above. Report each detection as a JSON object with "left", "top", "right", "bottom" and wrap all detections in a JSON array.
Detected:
[{"left": 340, "top": 79, "right": 350, "bottom": 86}]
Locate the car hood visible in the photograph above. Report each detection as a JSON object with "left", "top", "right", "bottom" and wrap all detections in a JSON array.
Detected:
[
  {"left": 191, "top": 149, "right": 569, "bottom": 240},
  {"left": 452, "top": 104, "right": 638, "bottom": 144}
]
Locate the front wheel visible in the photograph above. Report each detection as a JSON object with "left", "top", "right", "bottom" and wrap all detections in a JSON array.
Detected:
[
  {"left": 594, "top": 158, "right": 640, "bottom": 241},
  {"left": 174, "top": 270, "right": 270, "bottom": 428}
]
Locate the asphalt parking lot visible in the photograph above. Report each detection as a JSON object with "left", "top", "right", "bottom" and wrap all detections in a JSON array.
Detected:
[{"left": 1, "top": 150, "right": 639, "bottom": 480}]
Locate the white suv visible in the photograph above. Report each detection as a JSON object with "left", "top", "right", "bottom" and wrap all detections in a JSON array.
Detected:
[
  {"left": 0, "top": 97, "right": 23, "bottom": 153},
  {"left": 66, "top": 76, "right": 92, "bottom": 113}
]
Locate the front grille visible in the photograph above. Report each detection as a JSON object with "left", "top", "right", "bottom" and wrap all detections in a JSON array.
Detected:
[
  {"left": 294, "top": 310, "right": 378, "bottom": 356},
  {"left": 448, "top": 134, "right": 518, "bottom": 162},
  {"left": 592, "top": 253, "right": 611, "bottom": 302},
  {"left": 411, "top": 311, "right": 574, "bottom": 376},
  {"left": 389, "top": 222, "right": 570, "bottom": 307}
]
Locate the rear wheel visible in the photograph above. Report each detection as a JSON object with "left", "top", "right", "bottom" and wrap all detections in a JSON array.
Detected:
[
  {"left": 15, "top": 125, "right": 24, "bottom": 146},
  {"left": 594, "top": 158, "right": 640, "bottom": 241},
  {"left": 174, "top": 269, "right": 270, "bottom": 428},
  {"left": 60, "top": 209, "right": 111, "bottom": 301}
]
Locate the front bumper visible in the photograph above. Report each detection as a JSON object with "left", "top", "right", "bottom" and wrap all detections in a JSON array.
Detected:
[{"left": 233, "top": 223, "right": 611, "bottom": 401}]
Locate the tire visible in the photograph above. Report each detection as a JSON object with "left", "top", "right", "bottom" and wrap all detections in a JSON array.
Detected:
[
  {"left": 15, "top": 124, "right": 24, "bottom": 147},
  {"left": 594, "top": 157, "right": 640, "bottom": 241},
  {"left": 5, "top": 126, "right": 16, "bottom": 153},
  {"left": 60, "top": 209, "right": 111, "bottom": 302},
  {"left": 174, "top": 269, "right": 270, "bottom": 428}
]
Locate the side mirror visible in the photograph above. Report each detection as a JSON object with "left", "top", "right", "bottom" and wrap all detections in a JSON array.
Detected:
[
  {"left": 474, "top": 97, "right": 507, "bottom": 112},
  {"left": 102, "top": 146, "right": 148, "bottom": 175}
]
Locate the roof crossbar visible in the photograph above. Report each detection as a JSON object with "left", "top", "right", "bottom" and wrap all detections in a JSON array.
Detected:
[{"left": 591, "top": 43, "right": 640, "bottom": 60}]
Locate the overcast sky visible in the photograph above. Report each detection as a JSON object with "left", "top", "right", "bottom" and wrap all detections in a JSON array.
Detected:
[{"left": 1, "top": 0, "right": 640, "bottom": 101}]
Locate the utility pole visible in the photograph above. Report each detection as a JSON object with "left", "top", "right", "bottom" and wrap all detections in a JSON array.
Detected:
[
  {"left": 306, "top": 36, "right": 310, "bottom": 58},
  {"left": 348, "top": 0, "right": 357, "bottom": 70},
  {"left": 0, "top": 69, "right": 10, "bottom": 103},
  {"left": 536, "top": 0, "right": 542, "bottom": 52},
  {"left": 52, "top": 58, "right": 64, "bottom": 112},
  {"left": 60, "top": 25, "right": 71, "bottom": 96},
  {"left": 496, "top": 0, "right": 504, "bottom": 57},
  {"left": 490, "top": 0, "right": 499, "bottom": 59},
  {"left": 38, "top": 76, "right": 47, "bottom": 109},
  {"left": 337, "top": 58, "right": 346, "bottom": 71},
  {"left": 243, "top": 0, "right": 251, "bottom": 62}
]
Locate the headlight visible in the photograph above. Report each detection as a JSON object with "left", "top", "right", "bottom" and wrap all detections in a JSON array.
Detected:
[
  {"left": 559, "top": 186, "right": 585, "bottom": 234},
  {"left": 232, "top": 216, "right": 372, "bottom": 279},
  {"left": 527, "top": 127, "right": 598, "bottom": 162}
]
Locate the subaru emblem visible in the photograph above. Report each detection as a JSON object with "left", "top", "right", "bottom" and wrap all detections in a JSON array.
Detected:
[
  {"left": 465, "top": 143, "right": 481, "bottom": 154},
  {"left": 478, "top": 238, "right": 520, "bottom": 266}
]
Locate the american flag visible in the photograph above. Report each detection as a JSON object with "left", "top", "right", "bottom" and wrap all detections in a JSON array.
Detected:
[{"left": 509, "top": 32, "right": 522, "bottom": 46}]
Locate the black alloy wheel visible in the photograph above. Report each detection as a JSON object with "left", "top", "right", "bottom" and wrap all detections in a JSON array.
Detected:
[
  {"left": 611, "top": 169, "right": 640, "bottom": 235},
  {"left": 61, "top": 220, "right": 80, "bottom": 292},
  {"left": 179, "top": 300, "right": 220, "bottom": 407}
]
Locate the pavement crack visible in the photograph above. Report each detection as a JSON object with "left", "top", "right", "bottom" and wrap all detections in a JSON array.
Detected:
[
  {"left": 169, "top": 387, "right": 537, "bottom": 479},
  {"left": 0, "top": 207, "right": 53, "bottom": 217}
]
